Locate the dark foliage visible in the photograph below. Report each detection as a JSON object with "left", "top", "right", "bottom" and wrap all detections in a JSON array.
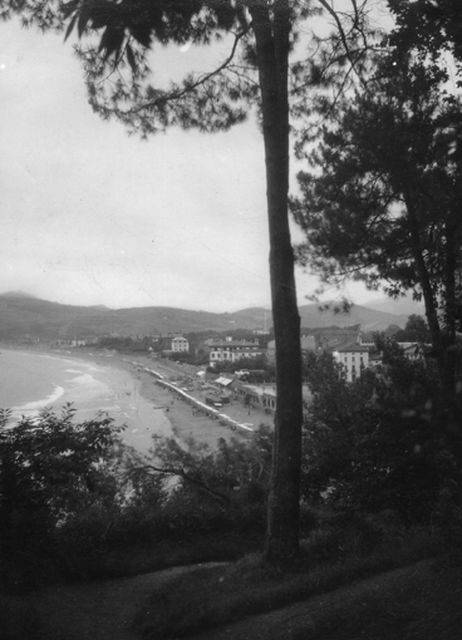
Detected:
[
  {"left": 0, "top": 405, "right": 275, "bottom": 591},
  {"left": 293, "top": 43, "right": 462, "bottom": 422},
  {"left": 393, "top": 314, "right": 431, "bottom": 343},
  {"left": 389, "top": 0, "right": 462, "bottom": 62},
  {"left": 0, "top": 406, "right": 125, "bottom": 590},
  {"left": 302, "top": 351, "right": 462, "bottom": 525}
]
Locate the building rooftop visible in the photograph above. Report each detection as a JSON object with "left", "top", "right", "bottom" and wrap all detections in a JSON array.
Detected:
[
  {"left": 208, "top": 339, "right": 261, "bottom": 348},
  {"left": 334, "top": 342, "right": 372, "bottom": 353}
]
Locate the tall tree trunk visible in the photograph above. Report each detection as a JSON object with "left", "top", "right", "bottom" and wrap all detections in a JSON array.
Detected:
[
  {"left": 250, "top": 0, "right": 303, "bottom": 563},
  {"left": 404, "top": 195, "right": 444, "bottom": 366},
  {"left": 443, "top": 227, "right": 457, "bottom": 416},
  {"left": 404, "top": 193, "right": 457, "bottom": 423}
]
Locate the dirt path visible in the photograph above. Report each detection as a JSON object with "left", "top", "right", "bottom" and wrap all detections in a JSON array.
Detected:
[
  {"left": 25, "top": 564, "right": 225, "bottom": 640},
  {"left": 19, "top": 559, "right": 450, "bottom": 640}
]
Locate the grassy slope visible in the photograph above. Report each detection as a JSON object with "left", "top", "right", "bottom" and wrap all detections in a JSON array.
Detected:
[
  {"left": 1, "top": 521, "right": 457, "bottom": 640},
  {"left": 5, "top": 550, "right": 458, "bottom": 640},
  {"left": 132, "top": 527, "right": 442, "bottom": 639},
  {"left": 186, "top": 555, "right": 462, "bottom": 640}
]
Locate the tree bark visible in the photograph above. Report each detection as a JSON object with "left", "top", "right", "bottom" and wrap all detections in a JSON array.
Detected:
[
  {"left": 404, "top": 195, "right": 443, "bottom": 356},
  {"left": 404, "top": 191, "right": 457, "bottom": 419},
  {"left": 443, "top": 227, "right": 457, "bottom": 414},
  {"left": 250, "top": 0, "right": 303, "bottom": 563}
]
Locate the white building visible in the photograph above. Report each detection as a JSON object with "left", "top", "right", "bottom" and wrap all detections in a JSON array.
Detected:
[
  {"left": 238, "top": 383, "right": 312, "bottom": 413},
  {"left": 333, "top": 343, "right": 371, "bottom": 382},
  {"left": 171, "top": 336, "right": 189, "bottom": 353},
  {"left": 208, "top": 337, "right": 264, "bottom": 365}
]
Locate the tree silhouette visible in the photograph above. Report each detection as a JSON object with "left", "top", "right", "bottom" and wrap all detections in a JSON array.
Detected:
[{"left": 293, "top": 46, "right": 462, "bottom": 425}]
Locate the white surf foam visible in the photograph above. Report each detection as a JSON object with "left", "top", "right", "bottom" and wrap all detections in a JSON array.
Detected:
[{"left": 12, "top": 385, "right": 66, "bottom": 417}]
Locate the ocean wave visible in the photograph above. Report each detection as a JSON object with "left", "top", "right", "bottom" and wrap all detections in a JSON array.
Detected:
[
  {"left": 12, "top": 385, "right": 66, "bottom": 417},
  {"left": 68, "top": 373, "right": 99, "bottom": 385}
]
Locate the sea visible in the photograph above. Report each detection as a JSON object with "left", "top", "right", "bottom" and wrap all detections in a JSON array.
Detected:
[{"left": 0, "top": 349, "right": 173, "bottom": 450}]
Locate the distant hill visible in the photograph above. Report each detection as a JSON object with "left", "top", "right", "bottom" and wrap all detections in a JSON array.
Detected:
[
  {"left": 2, "top": 290, "right": 38, "bottom": 300},
  {"left": 298, "top": 303, "right": 409, "bottom": 331},
  {"left": 366, "top": 295, "right": 425, "bottom": 317},
  {"left": 0, "top": 292, "right": 417, "bottom": 341}
]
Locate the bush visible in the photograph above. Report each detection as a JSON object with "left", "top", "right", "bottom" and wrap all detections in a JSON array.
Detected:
[
  {"left": 0, "top": 408, "right": 275, "bottom": 590},
  {"left": 302, "top": 352, "right": 462, "bottom": 526},
  {"left": 0, "top": 406, "right": 126, "bottom": 590}
]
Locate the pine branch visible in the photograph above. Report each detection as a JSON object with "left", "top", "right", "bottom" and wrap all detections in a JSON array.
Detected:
[
  {"left": 316, "top": 0, "right": 372, "bottom": 95},
  {"left": 128, "top": 27, "right": 250, "bottom": 116}
]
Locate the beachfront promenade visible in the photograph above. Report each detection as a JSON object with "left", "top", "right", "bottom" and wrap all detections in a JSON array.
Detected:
[{"left": 130, "top": 361, "right": 257, "bottom": 434}]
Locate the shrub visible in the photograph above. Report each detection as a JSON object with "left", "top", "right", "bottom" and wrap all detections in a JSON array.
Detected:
[
  {"left": 0, "top": 406, "right": 126, "bottom": 590},
  {"left": 302, "top": 352, "right": 462, "bottom": 526}
]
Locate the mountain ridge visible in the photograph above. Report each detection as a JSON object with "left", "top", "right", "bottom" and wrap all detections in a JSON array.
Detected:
[{"left": 0, "top": 292, "right": 419, "bottom": 340}]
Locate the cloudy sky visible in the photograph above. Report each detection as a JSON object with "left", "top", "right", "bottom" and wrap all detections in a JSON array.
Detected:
[{"left": 1, "top": 16, "right": 376, "bottom": 312}]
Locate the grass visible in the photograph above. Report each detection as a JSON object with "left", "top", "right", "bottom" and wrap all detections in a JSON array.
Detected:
[
  {"left": 132, "top": 521, "right": 442, "bottom": 639},
  {"left": 290, "top": 579, "right": 423, "bottom": 640},
  {"left": 0, "top": 597, "right": 44, "bottom": 640},
  {"left": 291, "top": 553, "right": 462, "bottom": 640}
]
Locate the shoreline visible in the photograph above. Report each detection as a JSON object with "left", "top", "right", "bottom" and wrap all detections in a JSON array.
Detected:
[{"left": 1, "top": 346, "right": 256, "bottom": 454}]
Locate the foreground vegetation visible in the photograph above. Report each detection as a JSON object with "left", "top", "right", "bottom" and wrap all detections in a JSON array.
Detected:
[
  {"left": 0, "top": 407, "right": 272, "bottom": 593},
  {"left": 0, "top": 341, "right": 461, "bottom": 639},
  {"left": 132, "top": 519, "right": 442, "bottom": 639}
]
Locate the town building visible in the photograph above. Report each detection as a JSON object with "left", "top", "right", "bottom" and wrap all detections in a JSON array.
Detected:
[
  {"left": 333, "top": 342, "right": 372, "bottom": 382},
  {"left": 397, "top": 342, "right": 427, "bottom": 361},
  {"left": 315, "top": 325, "right": 361, "bottom": 351},
  {"left": 236, "top": 383, "right": 312, "bottom": 413},
  {"left": 56, "top": 336, "right": 99, "bottom": 348},
  {"left": 170, "top": 335, "right": 189, "bottom": 353},
  {"left": 301, "top": 334, "right": 317, "bottom": 352},
  {"left": 207, "top": 336, "right": 264, "bottom": 365}
]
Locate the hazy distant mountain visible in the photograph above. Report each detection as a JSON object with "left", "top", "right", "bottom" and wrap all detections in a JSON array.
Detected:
[
  {"left": 0, "top": 292, "right": 418, "bottom": 341},
  {"left": 2, "top": 290, "right": 38, "bottom": 299},
  {"left": 366, "top": 295, "right": 425, "bottom": 317},
  {"left": 298, "top": 303, "right": 410, "bottom": 331}
]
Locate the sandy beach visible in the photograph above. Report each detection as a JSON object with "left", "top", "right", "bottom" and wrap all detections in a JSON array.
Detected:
[
  {"left": 108, "top": 353, "right": 266, "bottom": 450},
  {"left": 51, "top": 349, "right": 265, "bottom": 455}
]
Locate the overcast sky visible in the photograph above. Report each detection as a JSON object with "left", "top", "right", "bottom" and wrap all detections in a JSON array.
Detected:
[{"left": 1, "top": 17, "right": 377, "bottom": 312}]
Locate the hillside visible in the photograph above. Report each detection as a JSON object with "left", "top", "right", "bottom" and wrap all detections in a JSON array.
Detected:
[
  {"left": 298, "top": 303, "right": 409, "bottom": 331},
  {"left": 366, "top": 295, "right": 425, "bottom": 317},
  {"left": 0, "top": 292, "right": 414, "bottom": 341}
]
